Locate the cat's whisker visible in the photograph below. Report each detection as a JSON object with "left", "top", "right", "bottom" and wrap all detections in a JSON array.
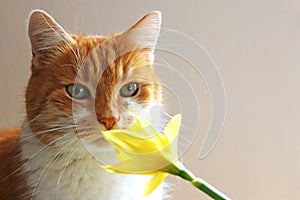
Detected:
[
  {"left": 77, "top": 44, "right": 84, "bottom": 63},
  {"left": 74, "top": 142, "right": 85, "bottom": 171},
  {"left": 160, "top": 111, "right": 172, "bottom": 119},
  {"left": 19, "top": 125, "right": 78, "bottom": 144},
  {"left": 159, "top": 110, "right": 192, "bottom": 133},
  {"left": 158, "top": 110, "right": 195, "bottom": 151},
  {"left": 72, "top": 44, "right": 81, "bottom": 65},
  {"left": 177, "top": 141, "right": 190, "bottom": 149},
  {"left": 170, "top": 148, "right": 184, "bottom": 194},
  {"left": 74, "top": 15, "right": 79, "bottom": 36},
  {"left": 65, "top": 41, "right": 80, "bottom": 63},
  {"left": 157, "top": 43, "right": 178, "bottom": 49},
  {"left": 173, "top": 153, "right": 187, "bottom": 192},
  {"left": 27, "top": 134, "right": 73, "bottom": 162},
  {"left": 19, "top": 127, "right": 75, "bottom": 143},
  {"left": 154, "top": 57, "right": 171, "bottom": 67},
  {"left": 21, "top": 114, "right": 41, "bottom": 129},
  {"left": 127, "top": 106, "right": 194, "bottom": 145},
  {"left": 30, "top": 137, "right": 76, "bottom": 200},
  {"left": 0, "top": 134, "right": 72, "bottom": 185},
  {"left": 56, "top": 142, "right": 81, "bottom": 199},
  {"left": 153, "top": 57, "right": 174, "bottom": 74},
  {"left": 175, "top": 176, "right": 183, "bottom": 193},
  {"left": 3, "top": 137, "right": 73, "bottom": 199},
  {"left": 178, "top": 134, "right": 193, "bottom": 144}
]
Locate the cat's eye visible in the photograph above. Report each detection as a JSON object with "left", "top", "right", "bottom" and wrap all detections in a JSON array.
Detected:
[
  {"left": 120, "top": 82, "right": 139, "bottom": 97},
  {"left": 66, "top": 84, "right": 90, "bottom": 99}
]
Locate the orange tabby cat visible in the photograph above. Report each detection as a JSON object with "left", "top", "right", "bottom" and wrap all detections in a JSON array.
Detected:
[{"left": 1, "top": 9, "right": 165, "bottom": 199}]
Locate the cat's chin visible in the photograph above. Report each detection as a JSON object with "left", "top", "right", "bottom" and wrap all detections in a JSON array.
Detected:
[
  {"left": 80, "top": 138, "right": 120, "bottom": 165},
  {"left": 83, "top": 138, "right": 114, "bottom": 152}
]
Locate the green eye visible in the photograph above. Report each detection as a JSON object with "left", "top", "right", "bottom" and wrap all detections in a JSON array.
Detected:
[
  {"left": 120, "top": 82, "right": 139, "bottom": 97},
  {"left": 66, "top": 84, "right": 90, "bottom": 99}
]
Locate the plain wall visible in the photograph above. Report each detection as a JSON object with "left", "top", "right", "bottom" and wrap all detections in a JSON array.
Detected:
[{"left": 1, "top": 0, "right": 300, "bottom": 199}]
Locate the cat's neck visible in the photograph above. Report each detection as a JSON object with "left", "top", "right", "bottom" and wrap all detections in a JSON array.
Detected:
[{"left": 19, "top": 122, "right": 165, "bottom": 200}]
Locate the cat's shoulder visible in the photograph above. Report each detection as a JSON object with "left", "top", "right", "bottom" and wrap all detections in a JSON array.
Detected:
[{"left": 0, "top": 128, "right": 31, "bottom": 200}]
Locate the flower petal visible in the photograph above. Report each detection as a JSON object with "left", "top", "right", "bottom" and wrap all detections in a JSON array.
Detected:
[
  {"left": 102, "top": 129, "right": 169, "bottom": 154},
  {"left": 163, "top": 114, "right": 181, "bottom": 161},
  {"left": 144, "top": 172, "right": 169, "bottom": 196},
  {"left": 164, "top": 114, "right": 182, "bottom": 141},
  {"left": 101, "top": 159, "right": 158, "bottom": 174},
  {"left": 128, "top": 112, "right": 157, "bottom": 137},
  {"left": 101, "top": 152, "right": 173, "bottom": 174}
]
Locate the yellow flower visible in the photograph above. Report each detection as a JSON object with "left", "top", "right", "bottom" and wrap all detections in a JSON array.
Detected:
[
  {"left": 101, "top": 113, "right": 182, "bottom": 196},
  {"left": 101, "top": 113, "right": 230, "bottom": 199}
]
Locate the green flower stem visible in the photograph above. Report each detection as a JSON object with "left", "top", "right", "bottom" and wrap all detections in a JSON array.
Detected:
[
  {"left": 164, "top": 163, "right": 230, "bottom": 200},
  {"left": 192, "top": 178, "right": 230, "bottom": 200}
]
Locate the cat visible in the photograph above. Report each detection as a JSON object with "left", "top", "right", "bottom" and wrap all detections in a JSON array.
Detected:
[{"left": 4, "top": 9, "right": 167, "bottom": 200}]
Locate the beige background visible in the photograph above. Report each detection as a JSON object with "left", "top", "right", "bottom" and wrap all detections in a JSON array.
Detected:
[{"left": 1, "top": 0, "right": 300, "bottom": 199}]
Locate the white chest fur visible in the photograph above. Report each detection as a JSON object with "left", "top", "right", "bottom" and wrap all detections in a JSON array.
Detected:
[{"left": 20, "top": 127, "right": 165, "bottom": 200}]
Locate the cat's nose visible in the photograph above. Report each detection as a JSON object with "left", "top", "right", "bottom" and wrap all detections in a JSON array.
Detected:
[{"left": 99, "top": 117, "right": 116, "bottom": 130}]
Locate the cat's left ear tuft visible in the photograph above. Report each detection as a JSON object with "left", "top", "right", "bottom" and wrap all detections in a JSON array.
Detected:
[{"left": 119, "top": 11, "right": 161, "bottom": 60}]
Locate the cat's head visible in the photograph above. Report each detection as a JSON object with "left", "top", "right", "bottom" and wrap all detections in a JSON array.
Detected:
[{"left": 25, "top": 10, "right": 162, "bottom": 151}]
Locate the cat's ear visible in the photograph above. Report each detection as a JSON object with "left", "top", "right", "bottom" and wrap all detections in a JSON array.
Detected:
[
  {"left": 28, "top": 10, "right": 75, "bottom": 54},
  {"left": 119, "top": 11, "right": 161, "bottom": 62}
]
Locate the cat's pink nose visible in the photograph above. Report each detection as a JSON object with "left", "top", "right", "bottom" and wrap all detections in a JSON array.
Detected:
[{"left": 99, "top": 117, "right": 116, "bottom": 130}]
